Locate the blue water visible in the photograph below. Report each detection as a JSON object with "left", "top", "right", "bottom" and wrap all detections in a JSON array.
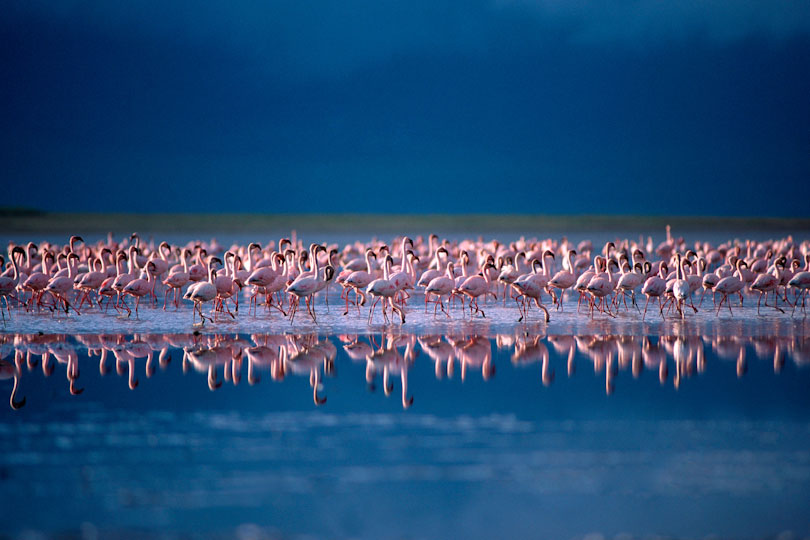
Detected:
[{"left": 1, "top": 329, "right": 809, "bottom": 540}]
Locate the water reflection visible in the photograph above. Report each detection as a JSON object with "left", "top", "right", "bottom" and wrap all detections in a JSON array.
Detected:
[{"left": 1, "top": 331, "right": 809, "bottom": 409}]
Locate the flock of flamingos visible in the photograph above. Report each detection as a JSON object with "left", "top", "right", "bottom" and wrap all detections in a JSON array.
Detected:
[{"left": 0, "top": 227, "right": 809, "bottom": 326}]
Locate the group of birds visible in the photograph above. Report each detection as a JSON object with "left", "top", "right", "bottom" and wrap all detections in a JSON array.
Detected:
[
  {"left": 1, "top": 227, "right": 809, "bottom": 325},
  {"left": 2, "top": 330, "right": 806, "bottom": 409}
]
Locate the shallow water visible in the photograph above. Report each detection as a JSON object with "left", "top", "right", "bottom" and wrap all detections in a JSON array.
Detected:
[
  {"left": 1, "top": 307, "right": 810, "bottom": 539},
  {"left": 3, "top": 285, "right": 809, "bottom": 337}
]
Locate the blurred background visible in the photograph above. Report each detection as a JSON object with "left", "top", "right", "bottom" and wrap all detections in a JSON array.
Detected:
[{"left": 2, "top": 1, "right": 809, "bottom": 217}]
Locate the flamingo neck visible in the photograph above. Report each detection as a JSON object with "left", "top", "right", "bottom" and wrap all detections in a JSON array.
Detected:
[
  {"left": 25, "top": 247, "right": 33, "bottom": 273},
  {"left": 10, "top": 254, "right": 20, "bottom": 282},
  {"left": 310, "top": 248, "right": 320, "bottom": 279},
  {"left": 406, "top": 255, "right": 416, "bottom": 280},
  {"left": 515, "top": 253, "right": 525, "bottom": 274},
  {"left": 365, "top": 252, "right": 374, "bottom": 274}
]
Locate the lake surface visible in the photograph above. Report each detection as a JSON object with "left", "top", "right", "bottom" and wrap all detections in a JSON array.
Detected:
[{"left": 1, "top": 297, "right": 809, "bottom": 539}]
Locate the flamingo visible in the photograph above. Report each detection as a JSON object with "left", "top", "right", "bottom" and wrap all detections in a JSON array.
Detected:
[
  {"left": 98, "top": 251, "right": 127, "bottom": 313},
  {"left": 44, "top": 252, "right": 81, "bottom": 315},
  {"left": 615, "top": 261, "right": 644, "bottom": 312},
  {"left": 586, "top": 258, "right": 616, "bottom": 318},
  {"left": 458, "top": 258, "right": 497, "bottom": 318},
  {"left": 511, "top": 258, "right": 551, "bottom": 323},
  {"left": 788, "top": 254, "right": 810, "bottom": 314},
  {"left": 183, "top": 257, "right": 222, "bottom": 324},
  {"left": 0, "top": 247, "right": 25, "bottom": 322},
  {"left": 163, "top": 248, "right": 191, "bottom": 309},
  {"left": 123, "top": 261, "right": 158, "bottom": 317},
  {"left": 671, "top": 253, "right": 697, "bottom": 318},
  {"left": 367, "top": 255, "right": 406, "bottom": 324},
  {"left": 21, "top": 250, "right": 54, "bottom": 310},
  {"left": 342, "top": 248, "right": 377, "bottom": 315},
  {"left": 112, "top": 246, "right": 140, "bottom": 311},
  {"left": 714, "top": 259, "right": 746, "bottom": 316},
  {"left": 574, "top": 255, "right": 600, "bottom": 312},
  {"left": 76, "top": 249, "right": 112, "bottom": 309},
  {"left": 549, "top": 249, "right": 577, "bottom": 310},
  {"left": 641, "top": 261, "right": 667, "bottom": 319},
  {"left": 497, "top": 252, "right": 524, "bottom": 304},
  {"left": 389, "top": 250, "right": 418, "bottom": 305},
  {"left": 750, "top": 257, "right": 785, "bottom": 314},
  {"left": 424, "top": 262, "right": 455, "bottom": 318},
  {"left": 213, "top": 251, "right": 239, "bottom": 318},
  {"left": 286, "top": 244, "right": 328, "bottom": 323},
  {"left": 416, "top": 246, "right": 449, "bottom": 289}
]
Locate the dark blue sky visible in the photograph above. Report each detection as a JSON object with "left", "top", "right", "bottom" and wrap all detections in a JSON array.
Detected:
[{"left": 2, "top": 1, "right": 809, "bottom": 215}]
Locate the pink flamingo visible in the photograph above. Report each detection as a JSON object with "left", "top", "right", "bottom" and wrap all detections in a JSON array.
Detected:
[
  {"left": 615, "top": 261, "right": 644, "bottom": 312},
  {"left": 641, "top": 261, "right": 667, "bottom": 319},
  {"left": 112, "top": 246, "right": 140, "bottom": 311},
  {"left": 98, "top": 251, "right": 127, "bottom": 313},
  {"left": 714, "top": 259, "right": 746, "bottom": 316},
  {"left": 342, "top": 248, "right": 377, "bottom": 314},
  {"left": 123, "top": 261, "right": 158, "bottom": 317},
  {"left": 416, "top": 246, "right": 449, "bottom": 289},
  {"left": 424, "top": 262, "right": 456, "bottom": 318},
  {"left": 511, "top": 258, "right": 552, "bottom": 322},
  {"left": 788, "top": 254, "right": 810, "bottom": 314},
  {"left": 162, "top": 248, "right": 191, "bottom": 309},
  {"left": 458, "top": 258, "right": 497, "bottom": 318},
  {"left": 286, "top": 245, "right": 328, "bottom": 323},
  {"left": 586, "top": 258, "right": 616, "bottom": 318},
  {"left": 21, "top": 250, "right": 54, "bottom": 310},
  {"left": 0, "top": 247, "right": 25, "bottom": 322},
  {"left": 44, "top": 253, "right": 81, "bottom": 315},
  {"left": 183, "top": 257, "right": 222, "bottom": 325},
  {"left": 549, "top": 249, "right": 577, "bottom": 310},
  {"left": 76, "top": 249, "right": 112, "bottom": 309},
  {"left": 750, "top": 257, "right": 785, "bottom": 314},
  {"left": 213, "top": 251, "right": 239, "bottom": 318},
  {"left": 367, "top": 255, "right": 406, "bottom": 324},
  {"left": 671, "top": 253, "right": 697, "bottom": 318}
]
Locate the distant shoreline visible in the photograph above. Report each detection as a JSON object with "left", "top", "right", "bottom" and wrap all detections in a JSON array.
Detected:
[{"left": 1, "top": 211, "right": 809, "bottom": 235}]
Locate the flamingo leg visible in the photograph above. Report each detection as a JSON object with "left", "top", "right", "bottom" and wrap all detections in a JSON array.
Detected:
[{"left": 440, "top": 296, "right": 450, "bottom": 318}]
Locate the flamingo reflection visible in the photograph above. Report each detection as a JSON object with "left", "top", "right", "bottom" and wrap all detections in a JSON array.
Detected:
[{"left": 3, "top": 330, "right": 810, "bottom": 409}]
